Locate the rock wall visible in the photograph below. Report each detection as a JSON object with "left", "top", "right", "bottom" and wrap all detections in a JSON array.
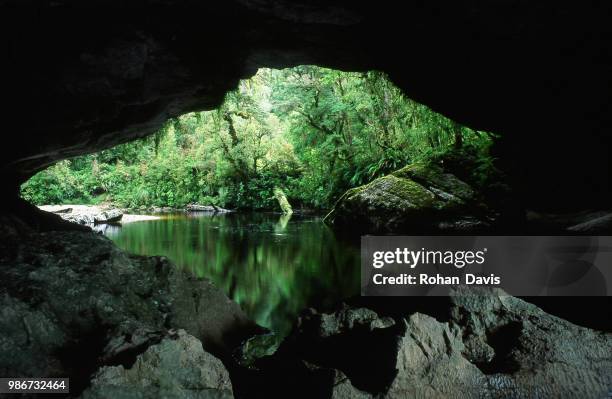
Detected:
[{"left": 0, "top": 227, "right": 259, "bottom": 395}]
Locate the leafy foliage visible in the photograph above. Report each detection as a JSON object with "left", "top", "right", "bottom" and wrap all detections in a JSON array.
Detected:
[{"left": 21, "top": 66, "right": 494, "bottom": 210}]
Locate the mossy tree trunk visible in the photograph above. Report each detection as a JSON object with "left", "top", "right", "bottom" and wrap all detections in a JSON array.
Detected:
[{"left": 273, "top": 187, "right": 293, "bottom": 215}]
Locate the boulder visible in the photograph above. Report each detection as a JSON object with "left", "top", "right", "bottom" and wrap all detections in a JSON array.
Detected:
[
  {"left": 0, "top": 230, "right": 258, "bottom": 395},
  {"left": 39, "top": 205, "right": 123, "bottom": 226},
  {"left": 525, "top": 210, "right": 611, "bottom": 232},
  {"left": 234, "top": 332, "right": 281, "bottom": 368},
  {"left": 186, "top": 204, "right": 232, "bottom": 213},
  {"left": 94, "top": 209, "right": 123, "bottom": 224},
  {"left": 81, "top": 330, "right": 233, "bottom": 399},
  {"left": 447, "top": 287, "right": 612, "bottom": 398},
  {"left": 324, "top": 163, "right": 489, "bottom": 233},
  {"left": 385, "top": 313, "right": 484, "bottom": 398},
  {"left": 63, "top": 211, "right": 95, "bottom": 225},
  {"left": 567, "top": 213, "right": 612, "bottom": 233},
  {"left": 186, "top": 204, "right": 216, "bottom": 212},
  {"left": 301, "top": 305, "right": 395, "bottom": 339}
]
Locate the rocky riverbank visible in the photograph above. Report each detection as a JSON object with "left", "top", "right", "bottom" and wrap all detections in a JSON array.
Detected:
[
  {"left": 324, "top": 161, "right": 612, "bottom": 234},
  {"left": 39, "top": 205, "right": 124, "bottom": 225},
  {"left": 38, "top": 204, "right": 234, "bottom": 228}
]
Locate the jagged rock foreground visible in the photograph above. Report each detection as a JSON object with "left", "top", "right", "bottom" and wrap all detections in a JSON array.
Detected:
[
  {"left": 0, "top": 228, "right": 258, "bottom": 396},
  {"left": 276, "top": 291, "right": 612, "bottom": 398},
  {"left": 0, "top": 227, "right": 610, "bottom": 398}
]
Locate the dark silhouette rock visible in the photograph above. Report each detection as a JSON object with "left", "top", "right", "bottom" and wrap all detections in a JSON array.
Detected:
[
  {"left": 567, "top": 213, "right": 612, "bottom": 234},
  {"left": 0, "top": 230, "right": 258, "bottom": 395},
  {"left": 278, "top": 288, "right": 612, "bottom": 398}
]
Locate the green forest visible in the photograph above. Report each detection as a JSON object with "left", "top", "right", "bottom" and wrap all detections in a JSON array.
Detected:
[{"left": 21, "top": 66, "right": 494, "bottom": 211}]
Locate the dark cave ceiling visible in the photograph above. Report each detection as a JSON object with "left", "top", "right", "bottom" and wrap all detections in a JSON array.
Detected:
[{"left": 2, "top": 0, "right": 611, "bottom": 210}]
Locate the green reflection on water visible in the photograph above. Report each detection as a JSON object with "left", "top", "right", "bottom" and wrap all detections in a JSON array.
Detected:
[{"left": 104, "top": 212, "right": 360, "bottom": 336}]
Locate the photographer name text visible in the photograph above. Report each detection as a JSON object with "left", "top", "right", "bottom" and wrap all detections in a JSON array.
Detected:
[{"left": 371, "top": 248, "right": 500, "bottom": 286}]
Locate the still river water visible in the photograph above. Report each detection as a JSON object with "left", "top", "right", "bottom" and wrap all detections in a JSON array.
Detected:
[{"left": 104, "top": 212, "right": 360, "bottom": 336}]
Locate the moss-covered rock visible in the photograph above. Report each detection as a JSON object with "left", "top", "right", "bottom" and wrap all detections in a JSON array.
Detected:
[
  {"left": 324, "top": 163, "right": 488, "bottom": 233},
  {"left": 392, "top": 163, "right": 475, "bottom": 202}
]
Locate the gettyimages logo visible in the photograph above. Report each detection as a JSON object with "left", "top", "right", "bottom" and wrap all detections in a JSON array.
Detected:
[
  {"left": 361, "top": 236, "right": 612, "bottom": 296},
  {"left": 372, "top": 248, "right": 487, "bottom": 269}
]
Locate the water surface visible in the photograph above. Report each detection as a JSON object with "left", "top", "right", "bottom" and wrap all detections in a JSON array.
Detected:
[{"left": 104, "top": 212, "right": 360, "bottom": 336}]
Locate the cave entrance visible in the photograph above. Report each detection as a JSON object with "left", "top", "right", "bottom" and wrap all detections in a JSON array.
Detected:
[{"left": 20, "top": 66, "right": 495, "bottom": 337}]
